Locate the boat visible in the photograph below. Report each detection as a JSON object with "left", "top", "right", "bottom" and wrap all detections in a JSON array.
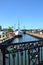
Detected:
[
  {"left": 14, "top": 21, "right": 23, "bottom": 37},
  {"left": 15, "top": 30, "right": 23, "bottom": 37}
]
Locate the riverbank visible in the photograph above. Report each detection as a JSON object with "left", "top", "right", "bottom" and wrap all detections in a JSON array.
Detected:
[
  {"left": 0, "top": 35, "right": 15, "bottom": 43},
  {"left": 26, "top": 31, "right": 43, "bottom": 39}
]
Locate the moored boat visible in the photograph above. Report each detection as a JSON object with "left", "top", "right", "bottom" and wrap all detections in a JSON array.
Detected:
[{"left": 14, "top": 30, "right": 23, "bottom": 37}]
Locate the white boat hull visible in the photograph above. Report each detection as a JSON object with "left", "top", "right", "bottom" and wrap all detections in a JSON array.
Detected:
[{"left": 15, "top": 31, "right": 23, "bottom": 37}]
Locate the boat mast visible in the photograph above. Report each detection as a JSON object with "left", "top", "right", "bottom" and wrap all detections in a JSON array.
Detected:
[{"left": 18, "top": 21, "right": 20, "bottom": 31}]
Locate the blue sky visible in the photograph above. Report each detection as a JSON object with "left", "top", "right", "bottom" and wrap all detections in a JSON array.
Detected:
[{"left": 0, "top": 0, "right": 43, "bottom": 29}]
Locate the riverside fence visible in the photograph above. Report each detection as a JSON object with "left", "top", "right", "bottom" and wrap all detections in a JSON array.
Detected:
[{"left": 0, "top": 39, "right": 43, "bottom": 65}]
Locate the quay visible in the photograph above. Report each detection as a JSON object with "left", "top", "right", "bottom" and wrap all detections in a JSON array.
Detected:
[
  {"left": 26, "top": 31, "right": 43, "bottom": 39},
  {"left": 0, "top": 35, "right": 15, "bottom": 43}
]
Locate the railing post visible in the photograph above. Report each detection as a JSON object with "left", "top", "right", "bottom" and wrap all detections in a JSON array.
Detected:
[
  {"left": 41, "top": 47, "right": 42, "bottom": 62},
  {"left": 17, "top": 52, "right": 19, "bottom": 65},
  {"left": 9, "top": 54, "right": 10, "bottom": 65},
  {"left": 12, "top": 53, "right": 16, "bottom": 65},
  {"left": 38, "top": 46, "right": 40, "bottom": 64},
  {"left": 28, "top": 50, "right": 30, "bottom": 65},
  {"left": 25, "top": 50, "right": 26, "bottom": 65},
  {"left": 20, "top": 52, "right": 23, "bottom": 65},
  {"left": 3, "top": 47, "right": 6, "bottom": 65}
]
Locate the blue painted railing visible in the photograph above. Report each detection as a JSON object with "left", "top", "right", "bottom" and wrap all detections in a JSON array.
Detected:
[{"left": 0, "top": 39, "right": 43, "bottom": 65}]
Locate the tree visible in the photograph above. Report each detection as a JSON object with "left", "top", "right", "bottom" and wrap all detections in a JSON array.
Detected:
[{"left": 7, "top": 26, "right": 14, "bottom": 32}]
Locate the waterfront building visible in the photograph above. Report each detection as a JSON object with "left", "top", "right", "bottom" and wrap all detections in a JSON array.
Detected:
[
  {"left": 0, "top": 30, "right": 6, "bottom": 38},
  {"left": 0, "top": 28, "right": 9, "bottom": 38}
]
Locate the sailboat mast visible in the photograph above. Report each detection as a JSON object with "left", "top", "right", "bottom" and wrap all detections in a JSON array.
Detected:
[{"left": 18, "top": 21, "right": 20, "bottom": 31}]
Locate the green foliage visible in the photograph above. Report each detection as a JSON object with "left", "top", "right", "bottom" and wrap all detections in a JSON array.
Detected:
[{"left": 7, "top": 26, "right": 14, "bottom": 32}]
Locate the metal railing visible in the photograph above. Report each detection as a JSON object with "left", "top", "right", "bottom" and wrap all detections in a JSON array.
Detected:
[{"left": 0, "top": 39, "right": 43, "bottom": 65}]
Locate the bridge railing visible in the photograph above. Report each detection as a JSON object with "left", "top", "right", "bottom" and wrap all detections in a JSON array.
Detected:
[{"left": 0, "top": 39, "right": 43, "bottom": 65}]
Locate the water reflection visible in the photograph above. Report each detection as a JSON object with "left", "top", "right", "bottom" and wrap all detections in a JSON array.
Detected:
[{"left": 12, "top": 34, "right": 38, "bottom": 43}]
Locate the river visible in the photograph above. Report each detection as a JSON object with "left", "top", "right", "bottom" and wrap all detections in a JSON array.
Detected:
[{"left": 12, "top": 34, "right": 38, "bottom": 43}]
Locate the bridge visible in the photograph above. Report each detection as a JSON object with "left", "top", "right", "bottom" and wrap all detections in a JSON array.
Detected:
[{"left": 0, "top": 37, "right": 43, "bottom": 65}]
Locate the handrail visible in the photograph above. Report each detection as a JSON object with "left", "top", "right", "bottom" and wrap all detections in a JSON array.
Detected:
[
  {"left": 0, "top": 38, "right": 43, "bottom": 65},
  {"left": 0, "top": 39, "right": 43, "bottom": 46},
  {"left": 0, "top": 39, "right": 43, "bottom": 50}
]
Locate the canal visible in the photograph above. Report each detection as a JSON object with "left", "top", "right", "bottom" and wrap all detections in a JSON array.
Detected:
[
  {"left": 5, "top": 34, "right": 39, "bottom": 65},
  {"left": 12, "top": 34, "right": 38, "bottom": 43}
]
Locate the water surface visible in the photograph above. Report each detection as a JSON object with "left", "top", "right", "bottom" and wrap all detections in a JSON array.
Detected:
[{"left": 12, "top": 34, "right": 38, "bottom": 43}]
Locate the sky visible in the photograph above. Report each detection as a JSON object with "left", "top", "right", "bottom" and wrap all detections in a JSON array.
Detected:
[{"left": 0, "top": 0, "right": 43, "bottom": 29}]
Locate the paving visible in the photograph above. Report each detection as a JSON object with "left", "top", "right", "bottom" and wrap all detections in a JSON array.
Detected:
[{"left": 26, "top": 32, "right": 43, "bottom": 39}]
